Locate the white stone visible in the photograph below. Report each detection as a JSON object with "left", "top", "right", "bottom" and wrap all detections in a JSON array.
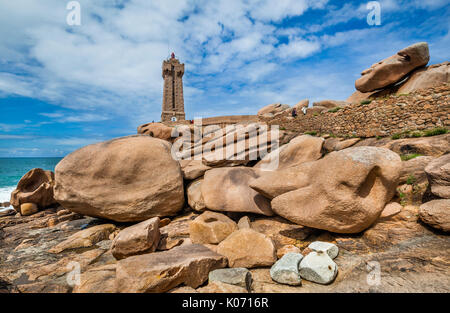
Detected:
[
  {"left": 270, "top": 253, "right": 303, "bottom": 286},
  {"left": 308, "top": 241, "right": 339, "bottom": 259},
  {"left": 299, "top": 251, "right": 338, "bottom": 285}
]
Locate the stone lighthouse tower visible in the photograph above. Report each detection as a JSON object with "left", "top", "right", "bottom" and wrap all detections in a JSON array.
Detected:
[{"left": 161, "top": 53, "right": 185, "bottom": 122}]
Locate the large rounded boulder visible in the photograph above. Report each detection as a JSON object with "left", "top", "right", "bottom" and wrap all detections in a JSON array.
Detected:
[
  {"left": 54, "top": 135, "right": 185, "bottom": 222},
  {"left": 250, "top": 146, "right": 402, "bottom": 233},
  {"left": 10, "top": 168, "right": 57, "bottom": 211}
]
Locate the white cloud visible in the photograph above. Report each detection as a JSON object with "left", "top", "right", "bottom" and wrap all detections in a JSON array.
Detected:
[{"left": 278, "top": 38, "right": 321, "bottom": 59}]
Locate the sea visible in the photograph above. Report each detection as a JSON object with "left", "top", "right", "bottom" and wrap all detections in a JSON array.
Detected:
[{"left": 0, "top": 157, "right": 62, "bottom": 211}]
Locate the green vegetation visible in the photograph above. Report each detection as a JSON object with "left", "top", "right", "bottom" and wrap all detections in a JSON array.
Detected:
[
  {"left": 406, "top": 174, "right": 417, "bottom": 185},
  {"left": 305, "top": 131, "right": 317, "bottom": 136},
  {"left": 280, "top": 127, "right": 286, "bottom": 130},
  {"left": 376, "top": 135, "right": 383, "bottom": 140},
  {"left": 360, "top": 99, "right": 372, "bottom": 105},
  {"left": 423, "top": 127, "right": 448, "bottom": 137},
  {"left": 328, "top": 133, "right": 337, "bottom": 138},
  {"left": 397, "top": 93, "right": 409, "bottom": 97},
  {"left": 400, "top": 153, "right": 422, "bottom": 161},
  {"left": 328, "top": 107, "right": 341, "bottom": 113},
  {"left": 313, "top": 112, "right": 319, "bottom": 116},
  {"left": 392, "top": 128, "right": 448, "bottom": 140}
]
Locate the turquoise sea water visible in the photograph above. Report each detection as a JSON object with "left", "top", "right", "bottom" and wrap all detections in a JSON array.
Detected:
[{"left": 0, "top": 157, "right": 62, "bottom": 203}]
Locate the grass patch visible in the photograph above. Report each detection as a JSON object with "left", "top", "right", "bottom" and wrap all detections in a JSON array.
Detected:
[
  {"left": 406, "top": 174, "right": 417, "bottom": 185},
  {"left": 305, "top": 131, "right": 317, "bottom": 136},
  {"left": 280, "top": 127, "right": 286, "bottom": 130},
  {"left": 401, "top": 153, "right": 422, "bottom": 161},
  {"left": 376, "top": 135, "right": 383, "bottom": 140},
  {"left": 328, "top": 107, "right": 341, "bottom": 113},
  {"left": 360, "top": 99, "right": 372, "bottom": 105},
  {"left": 423, "top": 127, "right": 448, "bottom": 137}
]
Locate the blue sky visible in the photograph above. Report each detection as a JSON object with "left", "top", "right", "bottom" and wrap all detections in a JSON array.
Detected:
[{"left": 0, "top": 0, "right": 449, "bottom": 157}]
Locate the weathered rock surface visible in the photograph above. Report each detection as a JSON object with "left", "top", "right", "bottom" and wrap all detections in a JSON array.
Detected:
[
  {"left": 251, "top": 146, "right": 402, "bottom": 233},
  {"left": 49, "top": 224, "right": 116, "bottom": 254},
  {"left": 276, "top": 245, "right": 301, "bottom": 258},
  {"left": 257, "top": 103, "right": 290, "bottom": 117},
  {"left": 299, "top": 251, "right": 338, "bottom": 285},
  {"left": 293, "top": 99, "right": 309, "bottom": 111},
  {"left": 251, "top": 216, "right": 315, "bottom": 249},
  {"left": 380, "top": 202, "right": 403, "bottom": 218},
  {"left": 111, "top": 217, "right": 160, "bottom": 260},
  {"left": 1, "top": 197, "right": 449, "bottom": 293},
  {"left": 73, "top": 264, "right": 117, "bottom": 293},
  {"left": 115, "top": 244, "right": 227, "bottom": 293},
  {"left": 237, "top": 216, "right": 252, "bottom": 229},
  {"left": 54, "top": 135, "right": 185, "bottom": 222},
  {"left": 186, "top": 178, "right": 206, "bottom": 212},
  {"left": 254, "top": 135, "right": 324, "bottom": 170},
  {"left": 425, "top": 154, "right": 450, "bottom": 199},
  {"left": 399, "top": 156, "right": 434, "bottom": 184},
  {"left": 217, "top": 228, "right": 276, "bottom": 268},
  {"left": 197, "top": 281, "right": 248, "bottom": 293},
  {"left": 355, "top": 42, "right": 430, "bottom": 93},
  {"left": 201, "top": 167, "right": 273, "bottom": 216},
  {"left": 270, "top": 253, "right": 303, "bottom": 286},
  {"left": 313, "top": 100, "right": 348, "bottom": 109},
  {"left": 208, "top": 268, "right": 252, "bottom": 291},
  {"left": 397, "top": 61, "right": 450, "bottom": 94},
  {"left": 158, "top": 212, "right": 197, "bottom": 251},
  {"left": 20, "top": 203, "right": 39, "bottom": 216},
  {"left": 419, "top": 199, "right": 450, "bottom": 232},
  {"left": 137, "top": 122, "right": 175, "bottom": 142},
  {"left": 348, "top": 62, "right": 450, "bottom": 103},
  {"left": 180, "top": 160, "right": 211, "bottom": 180},
  {"left": 10, "top": 168, "right": 57, "bottom": 211},
  {"left": 308, "top": 241, "right": 339, "bottom": 259},
  {"left": 189, "top": 211, "right": 237, "bottom": 244}
]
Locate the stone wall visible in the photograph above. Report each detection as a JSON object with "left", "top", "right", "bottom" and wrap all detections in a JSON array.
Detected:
[
  {"left": 163, "top": 115, "right": 258, "bottom": 127},
  {"left": 261, "top": 84, "right": 450, "bottom": 138}
]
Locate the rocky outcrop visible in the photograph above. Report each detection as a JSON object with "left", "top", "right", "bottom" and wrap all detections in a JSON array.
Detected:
[
  {"left": 419, "top": 199, "right": 450, "bottom": 232},
  {"left": 54, "top": 136, "right": 185, "bottom": 222},
  {"left": 189, "top": 211, "right": 237, "bottom": 244},
  {"left": 48, "top": 224, "right": 116, "bottom": 254},
  {"left": 425, "top": 154, "right": 450, "bottom": 199},
  {"left": 250, "top": 146, "right": 402, "bottom": 233},
  {"left": 254, "top": 135, "right": 324, "bottom": 170},
  {"left": 313, "top": 100, "right": 348, "bottom": 109},
  {"left": 257, "top": 103, "right": 290, "bottom": 118},
  {"left": 186, "top": 178, "right": 206, "bottom": 212},
  {"left": 355, "top": 42, "right": 430, "bottom": 93},
  {"left": 201, "top": 167, "right": 273, "bottom": 216},
  {"left": 115, "top": 244, "right": 227, "bottom": 293},
  {"left": 348, "top": 62, "right": 450, "bottom": 103},
  {"left": 111, "top": 217, "right": 160, "bottom": 260},
  {"left": 217, "top": 228, "right": 277, "bottom": 268},
  {"left": 180, "top": 160, "right": 211, "bottom": 180},
  {"left": 399, "top": 156, "right": 434, "bottom": 184},
  {"left": 10, "top": 168, "right": 57, "bottom": 211},
  {"left": 19, "top": 203, "right": 39, "bottom": 216},
  {"left": 137, "top": 122, "right": 176, "bottom": 142},
  {"left": 293, "top": 99, "right": 309, "bottom": 111}
]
